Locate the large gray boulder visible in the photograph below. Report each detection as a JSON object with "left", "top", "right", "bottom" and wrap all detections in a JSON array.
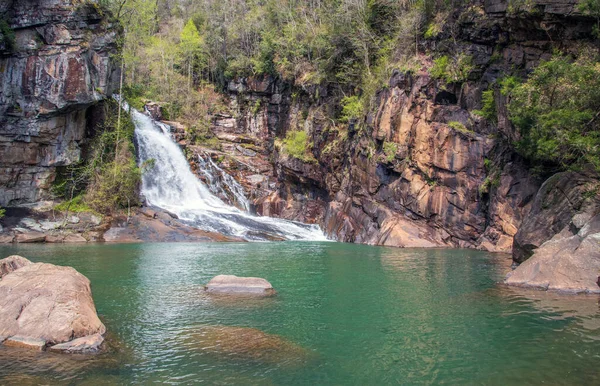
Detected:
[
  {"left": 0, "top": 255, "right": 32, "bottom": 278},
  {"left": 506, "top": 214, "right": 600, "bottom": 293},
  {"left": 512, "top": 172, "right": 598, "bottom": 263},
  {"left": 0, "top": 262, "right": 106, "bottom": 351},
  {"left": 204, "top": 275, "right": 276, "bottom": 295}
]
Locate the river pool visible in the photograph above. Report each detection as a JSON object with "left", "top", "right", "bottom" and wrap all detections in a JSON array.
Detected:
[{"left": 0, "top": 242, "right": 599, "bottom": 385}]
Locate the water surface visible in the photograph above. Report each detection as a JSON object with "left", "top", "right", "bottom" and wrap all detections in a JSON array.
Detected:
[{"left": 0, "top": 242, "right": 599, "bottom": 385}]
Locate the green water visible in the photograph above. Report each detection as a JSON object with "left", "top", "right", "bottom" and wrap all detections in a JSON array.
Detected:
[{"left": 0, "top": 242, "right": 599, "bottom": 385}]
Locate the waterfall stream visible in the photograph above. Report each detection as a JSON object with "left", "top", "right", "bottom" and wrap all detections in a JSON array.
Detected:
[{"left": 128, "top": 102, "right": 326, "bottom": 241}]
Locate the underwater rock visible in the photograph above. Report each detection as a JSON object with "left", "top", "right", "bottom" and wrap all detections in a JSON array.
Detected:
[{"left": 185, "top": 326, "right": 309, "bottom": 365}]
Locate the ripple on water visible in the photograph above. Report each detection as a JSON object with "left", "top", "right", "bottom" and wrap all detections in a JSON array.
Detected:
[{"left": 0, "top": 242, "right": 599, "bottom": 385}]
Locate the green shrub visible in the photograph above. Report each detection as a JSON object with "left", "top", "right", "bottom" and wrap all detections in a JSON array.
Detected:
[
  {"left": 430, "top": 55, "right": 450, "bottom": 80},
  {"left": 54, "top": 195, "right": 95, "bottom": 214},
  {"left": 431, "top": 54, "right": 473, "bottom": 83},
  {"left": 0, "top": 19, "right": 16, "bottom": 51},
  {"left": 282, "top": 130, "right": 315, "bottom": 162},
  {"left": 339, "top": 96, "right": 364, "bottom": 123},
  {"left": 0, "top": 207, "right": 5, "bottom": 219},
  {"left": 383, "top": 141, "right": 398, "bottom": 162},
  {"left": 505, "top": 54, "right": 600, "bottom": 171},
  {"left": 448, "top": 121, "right": 473, "bottom": 134},
  {"left": 473, "top": 89, "right": 497, "bottom": 123}
]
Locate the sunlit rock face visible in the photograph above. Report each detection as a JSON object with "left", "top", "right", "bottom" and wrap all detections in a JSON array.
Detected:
[
  {"left": 188, "top": 0, "right": 596, "bottom": 252},
  {"left": 0, "top": 0, "right": 119, "bottom": 206}
]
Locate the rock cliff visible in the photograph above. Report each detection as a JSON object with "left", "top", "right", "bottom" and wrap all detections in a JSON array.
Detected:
[
  {"left": 183, "top": 0, "right": 598, "bottom": 253},
  {"left": 0, "top": 0, "right": 119, "bottom": 206}
]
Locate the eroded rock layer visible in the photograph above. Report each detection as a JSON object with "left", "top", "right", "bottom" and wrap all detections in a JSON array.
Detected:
[
  {"left": 0, "top": 0, "right": 119, "bottom": 206},
  {"left": 182, "top": 0, "right": 599, "bottom": 252}
]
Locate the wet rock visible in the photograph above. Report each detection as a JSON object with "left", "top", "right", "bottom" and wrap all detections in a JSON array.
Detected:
[
  {"left": 186, "top": 326, "right": 309, "bottom": 364},
  {"left": 63, "top": 233, "right": 87, "bottom": 243},
  {"left": 0, "top": 262, "right": 106, "bottom": 347},
  {"left": 0, "top": 235, "right": 14, "bottom": 243},
  {"left": 0, "top": 255, "right": 32, "bottom": 279},
  {"left": 48, "top": 333, "right": 104, "bottom": 353},
  {"left": 45, "top": 235, "right": 64, "bottom": 243},
  {"left": 3, "top": 336, "right": 46, "bottom": 351},
  {"left": 15, "top": 232, "right": 46, "bottom": 243},
  {"left": 204, "top": 275, "right": 276, "bottom": 296},
  {"left": 505, "top": 214, "right": 600, "bottom": 293}
]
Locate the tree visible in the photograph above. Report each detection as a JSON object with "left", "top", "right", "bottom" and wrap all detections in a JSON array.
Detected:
[{"left": 179, "top": 19, "right": 205, "bottom": 87}]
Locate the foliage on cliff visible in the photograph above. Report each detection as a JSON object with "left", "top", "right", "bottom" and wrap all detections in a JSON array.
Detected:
[
  {"left": 53, "top": 101, "right": 141, "bottom": 215},
  {"left": 504, "top": 54, "right": 600, "bottom": 172}
]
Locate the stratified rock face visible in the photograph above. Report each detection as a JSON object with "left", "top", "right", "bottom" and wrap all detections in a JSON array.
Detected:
[
  {"left": 0, "top": 262, "right": 106, "bottom": 346},
  {"left": 196, "top": 1, "right": 595, "bottom": 252},
  {"left": 505, "top": 214, "right": 600, "bottom": 293},
  {"left": 0, "top": 0, "right": 119, "bottom": 206},
  {"left": 204, "top": 275, "right": 276, "bottom": 295},
  {"left": 0, "top": 254, "right": 31, "bottom": 278}
]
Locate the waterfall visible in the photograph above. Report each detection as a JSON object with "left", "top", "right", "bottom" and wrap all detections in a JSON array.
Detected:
[
  {"left": 196, "top": 152, "right": 250, "bottom": 211},
  {"left": 127, "top": 101, "right": 327, "bottom": 241}
]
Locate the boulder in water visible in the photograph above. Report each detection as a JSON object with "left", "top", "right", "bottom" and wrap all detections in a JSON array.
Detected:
[
  {"left": 186, "top": 326, "right": 309, "bottom": 365},
  {"left": 505, "top": 214, "right": 600, "bottom": 293},
  {"left": 204, "top": 275, "right": 276, "bottom": 295},
  {"left": 0, "top": 255, "right": 32, "bottom": 279},
  {"left": 48, "top": 333, "right": 104, "bottom": 353},
  {"left": 0, "top": 262, "right": 106, "bottom": 350}
]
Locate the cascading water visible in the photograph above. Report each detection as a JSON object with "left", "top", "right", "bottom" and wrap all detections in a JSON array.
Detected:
[
  {"left": 196, "top": 152, "right": 250, "bottom": 211},
  {"left": 127, "top": 101, "right": 327, "bottom": 241}
]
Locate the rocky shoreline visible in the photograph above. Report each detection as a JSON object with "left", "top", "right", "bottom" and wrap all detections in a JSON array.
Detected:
[{"left": 0, "top": 205, "right": 243, "bottom": 244}]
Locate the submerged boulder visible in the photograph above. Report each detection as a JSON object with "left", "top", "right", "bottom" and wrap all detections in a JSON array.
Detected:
[
  {"left": 185, "top": 326, "right": 309, "bottom": 364},
  {"left": 0, "top": 255, "right": 32, "bottom": 278},
  {"left": 0, "top": 262, "right": 106, "bottom": 351},
  {"left": 505, "top": 214, "right": 600, "bottom": 293},
  {"left": 204, "top": 275, "right": 276, "bottom": 295}
]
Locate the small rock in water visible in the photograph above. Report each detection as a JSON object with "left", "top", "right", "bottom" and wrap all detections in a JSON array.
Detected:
[
  {"left": 3, "top": 336, "right": 46, "bottom": 351},
  {"left": 204, "top": 275, "right": 276, "bottom": 296},
  {"left": 49, "top": 333, "right": 104, "bottom": 353},
  {"left": 0, "top": 255, "right": 32, "bottom": 279}
]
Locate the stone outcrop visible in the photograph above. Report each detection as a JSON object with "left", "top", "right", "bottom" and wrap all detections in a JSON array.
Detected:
[
  {"left": 204, "top": 275, "right": 276, "bottom": 296},
  {"left": 512, "top": 172, "right": 599, "bottom": 263},
  {"left": 0, "top": 0, "right": 119, "bottom": 206},
  {"left": 178, "top": 0, "right": 596, "bottom": 253},
  {"left": 0, "top": 261, "right": 106, "bottom": 350},
  {"left": 505, "top": 172, "right": 600, "bottom": 293},
  {"left": 505, "top": 214, "right": 600, "bottom": 293},
  {"left": 0, "top": 254, "right": 31, "bottom": 278}
]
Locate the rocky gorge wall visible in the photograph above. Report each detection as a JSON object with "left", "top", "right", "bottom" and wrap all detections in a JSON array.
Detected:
[
  {"left": 0, "top": 0, "right": 119, "bottom": 207},
  {"left": 185, "top": 0, "right": 599, "bottom": 257}
]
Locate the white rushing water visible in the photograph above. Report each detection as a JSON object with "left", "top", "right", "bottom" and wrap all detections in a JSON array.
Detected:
[
  {"left": 127, "top": 101, "right": 327, "bottom": 241},
  {"left": 196, "top": 152, "right": 250, "bottom": 211}
]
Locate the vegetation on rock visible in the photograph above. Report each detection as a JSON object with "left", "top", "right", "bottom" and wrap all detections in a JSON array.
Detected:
[{"left": 504, "top": 54, "right": 600, "bottom": 172}]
